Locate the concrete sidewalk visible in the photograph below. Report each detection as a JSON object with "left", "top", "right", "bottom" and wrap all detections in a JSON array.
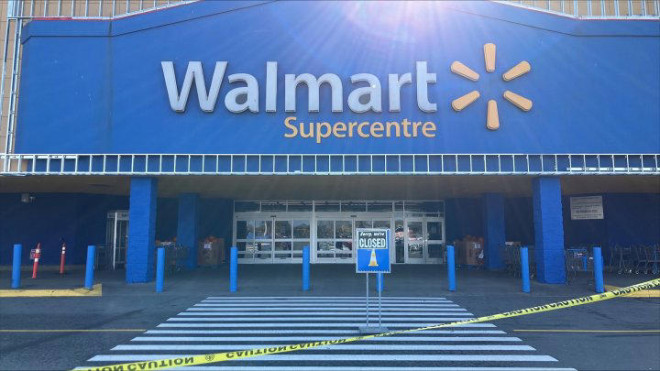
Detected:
[
  {"left": 2, "top": 263, "right": 657, "bottom": 298},
  {"left": 1, "top": 264, "right": 659, "bottom": 371}
]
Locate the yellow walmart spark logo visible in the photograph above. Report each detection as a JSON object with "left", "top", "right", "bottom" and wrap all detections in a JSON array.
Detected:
[{"left": 451, "top": 43, "right": 532, "bottom": 130}]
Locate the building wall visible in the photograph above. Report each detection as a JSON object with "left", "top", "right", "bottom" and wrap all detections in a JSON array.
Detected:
[
  {"left": 0, "top": 0, "right": 188, "bottom": 157},
  {"left": 13, "top": 1, "right": 660, "bottom": 156},
  {"left": 1, "top": 191, "right": 657, "bottom": 266},
  {"left": 0, "top": 192, "right": 234, "bottom": 266},
  {"left": 0, "top": 193, "right": 128, "bottom": 265},
  {"left": 2, "top": 1, "right": 658, "bottom": 157}
]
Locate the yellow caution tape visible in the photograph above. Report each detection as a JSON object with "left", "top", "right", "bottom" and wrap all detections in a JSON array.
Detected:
[{"left": 76, "top": 278, "right": 660, "bottom": 371}]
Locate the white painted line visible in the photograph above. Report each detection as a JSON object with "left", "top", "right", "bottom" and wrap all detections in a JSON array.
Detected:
[
  {"left": 204, "top": 297, "right": 450, "bottom": 300},
  {"left": 167, "top": 317, "right": 475, "bottom": 322},
  {"left": 186, "top": 307, "right": 466, "bottom": 312},
  {"left": 169, "top": 367, "right": 578, "bottom": 371},
  {"left": 200, "top": 300, "right": 454, "bottom": 304},
  {"left": 88, "top": 354, "right": 558, "bottom": 362},
  {"left": 193, "top": 303, "right": 454, "bottom": 308},
  {"left": 130, "top": 336, "right": 522, "bottom": 342},
  {"left": 156, "top": 323, "right": 497, "bottom": 328},
  {"left": 188, "top": 303, "right": 465, "bottom": 312},
  {"left": 143, "top": 329, "right": 507, "bottom": 335},
  {"left": 178, "top": 312, "right": 475, "bottom": 317},
  {"left": 112, "top": 344, "right": 535, "bottom": 351}
]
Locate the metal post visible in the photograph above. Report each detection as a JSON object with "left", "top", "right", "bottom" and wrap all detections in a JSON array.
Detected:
[
  {"left": 377, "top": 272, "right": 384, "bottom": 293},
  {"left": 156, "top": 247, "right": 165, "bottom": 293},
  {"left": 582, "top": 254, "right": 588, "bottom": 271},
  {"left": 229, "top": 246, "right": 237, "bottom": 292},
  {"left": 447, "top": 245, "right": 456, "bottom": 292},
  {"left": 84, "top": 245, "right": 96, "bottom": 290},
  {"left": 521, "top": 246, "right": 530, "bottom": 293},
  {"left": 365, "top": 273, "right": 370, "bottom": 326},
  {"left": 593, "top": 247, "right": 604, "bottom": 293},
  {"left": 302, "top": 245, "right": 310, "bottom": 291},
  {"left": 378, "top": 274, "right": 382, "bottom": 327},
  {"left": 11, "top": 244, "right": 22, "bottom": 289}
]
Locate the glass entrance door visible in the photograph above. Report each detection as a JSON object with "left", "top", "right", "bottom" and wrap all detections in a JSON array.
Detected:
[
  {"left": 405, "top": 217, "right": 445, "bottom": 263},
  {"left": 406, "top": 220, "right": 425, "bottom": 263},
  {"left": 316, "top": 218, "right": 353, "bottom": 262},
  {"left": 426, "top": 219, "right": 444, "bottom": 263}
]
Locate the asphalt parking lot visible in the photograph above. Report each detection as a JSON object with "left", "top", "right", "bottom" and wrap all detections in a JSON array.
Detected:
[{"left": 1, "top": 265, "right": 659, "bottom": 371}]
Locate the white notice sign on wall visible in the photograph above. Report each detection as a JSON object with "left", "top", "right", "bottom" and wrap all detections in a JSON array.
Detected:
[{"left": 570, "top": 196, "right": 604, "bottom": 220}]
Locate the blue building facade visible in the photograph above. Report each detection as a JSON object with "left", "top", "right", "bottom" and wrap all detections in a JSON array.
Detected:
[{"left": 1, "top": 1, "right": 658, "bottom": 284}]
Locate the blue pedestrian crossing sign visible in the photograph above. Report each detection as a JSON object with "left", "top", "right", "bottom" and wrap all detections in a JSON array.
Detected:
[{"left": 356, "top": 229, "right": 391, "bottom": 273}]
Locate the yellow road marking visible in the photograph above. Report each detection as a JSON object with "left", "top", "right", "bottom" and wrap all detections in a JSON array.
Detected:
[
  {"left": 514, "top": 329, "right": 660, "bottom": 333},
  {"left": 605, "top": 284, "right": 660, "bottom": 298},
  {"left": 0, "top": 329, "right": 144, "bottom": 333},
  {"left": 0, "top": 283, "right": 102, "bottom": 297}
]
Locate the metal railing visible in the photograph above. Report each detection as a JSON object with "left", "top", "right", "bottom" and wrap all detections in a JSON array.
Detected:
[
  {"left": 502, "top": 0, "right": 660, "bottom": 19},
  {"left": 1, "top": 153, "right": 658, "bottom": 176}
]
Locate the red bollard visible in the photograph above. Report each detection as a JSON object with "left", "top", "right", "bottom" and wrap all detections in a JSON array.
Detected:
[
  {"left": 59, "top": 242, "right": 66, "bottom": 274},
  {"left": 32, "top": 243, "right": 41, "bottom": 279}
]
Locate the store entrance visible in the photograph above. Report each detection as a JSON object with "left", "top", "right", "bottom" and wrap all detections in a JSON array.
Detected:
[
  {"left": 403, "top": 217, "right": 445, "bottom": 264},
  {"left": 233, "top": 201, "right": 445, "bottom": 265}
]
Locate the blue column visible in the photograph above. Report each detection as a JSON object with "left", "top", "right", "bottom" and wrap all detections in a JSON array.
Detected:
[
  {"left": 447, "top": 245, "right": 456, "bottom": 292},
  {"left": 156, "top": 247, "right": 165, "bottom": 293},
  {"left": 127, "top": 177, "right": 158, "bottom": 283},
  {"left": 177, "top": 193, "right": 199, "bottom": 270},
  {"left": 483, "top": 193, "right": 506, "bottom": 270},
  {"left": 521, "top": 247, "right": 530, "bottom": 293},
  {"left": 532, "top": 177, "right": 566, "bottom": 284},
  {"left": 302, "top": 246, "right": 310, "bottom": 291},
  {"left": 593, "top": 247, "right": 604, "bottom": 293},
  {"left": 230, "top": 246, "right": 238, "bottom": 292},
  {"left": 84, "top": 245, "right": 96, "bottom": 290},
  {"left": 11, "top": 244, "right": 22, "bottom": 289}
]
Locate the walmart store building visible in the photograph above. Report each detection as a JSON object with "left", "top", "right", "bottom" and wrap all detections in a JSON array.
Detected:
[{"left": 0, "top": 0, "right": 658, "bottom": 284}]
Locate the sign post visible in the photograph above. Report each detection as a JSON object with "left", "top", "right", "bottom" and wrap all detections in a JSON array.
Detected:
[{"left": 356, "top": 228, "right": 391, "bottom": 334}]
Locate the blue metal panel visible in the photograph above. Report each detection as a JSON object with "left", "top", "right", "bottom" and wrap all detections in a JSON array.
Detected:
[{"left": 15, "top": 1, "right": 660, "bottom": 156}]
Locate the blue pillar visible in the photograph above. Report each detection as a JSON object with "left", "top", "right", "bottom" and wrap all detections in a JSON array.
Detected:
[
  {"left": 521, "top": 247, "right": 530, "bottom": 293},
  {"left": 84, "top": 245, "right": 96, "bottom": 290},
  {"left": 483, "top": 193, "right": 506, "bottom": 270},
  {"left": 127, "top": 177, "right": 158, "bottom": 283},
  {"left": 230, "top": 246, "right": 238, "bottom": 292},
  {"left": 302, "top": 246, "right": 310, "bottom": 291},
  {"left": 532, "top": 177, "right": 566, "bottom": 284},
  {"left": 447, "top": 245, "right": 456, "bottom": 292},
  {"left": 156, "top": 247, "right": 165, "bottom": 293},
  {"left": 593, "top": 247, "right": 604, "bottom": 293},
  {"left": 177, "top": 193, "right": 199, "bottom": 270},
  {"left": 11, "top": 244, "right": 22, "bottom": 289}
]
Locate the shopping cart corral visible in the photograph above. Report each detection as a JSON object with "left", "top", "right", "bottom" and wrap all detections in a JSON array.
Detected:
[
  {"left": 504, "top": 244, "right": 535, "bottom": 279},
  {"left": 609, "top": 244, "right": 660, "bottom": 275},
  {"left": 565, "top": 247, "right": 592, "bottom": 282},
  {"left": 156, "top": 242, "right": 189, "bottom": 274}
]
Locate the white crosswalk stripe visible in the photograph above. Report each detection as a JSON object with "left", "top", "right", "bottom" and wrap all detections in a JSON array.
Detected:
[{"left": 80, "top": 297, "right": 576, "bottom": 370}]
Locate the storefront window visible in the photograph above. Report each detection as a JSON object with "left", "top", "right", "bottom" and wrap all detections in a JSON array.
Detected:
[
  {"left": 275, "top": 221, "right": 292, "bottom": 239},
  {"left": 336, "top": 221, "right": 352, "bottom": 239},
  {"left": 293, "top": 220, "right": 310, "bottom": 238},
  {"left": 317, "top": 220, "right": 333, "bottom": 239}
]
